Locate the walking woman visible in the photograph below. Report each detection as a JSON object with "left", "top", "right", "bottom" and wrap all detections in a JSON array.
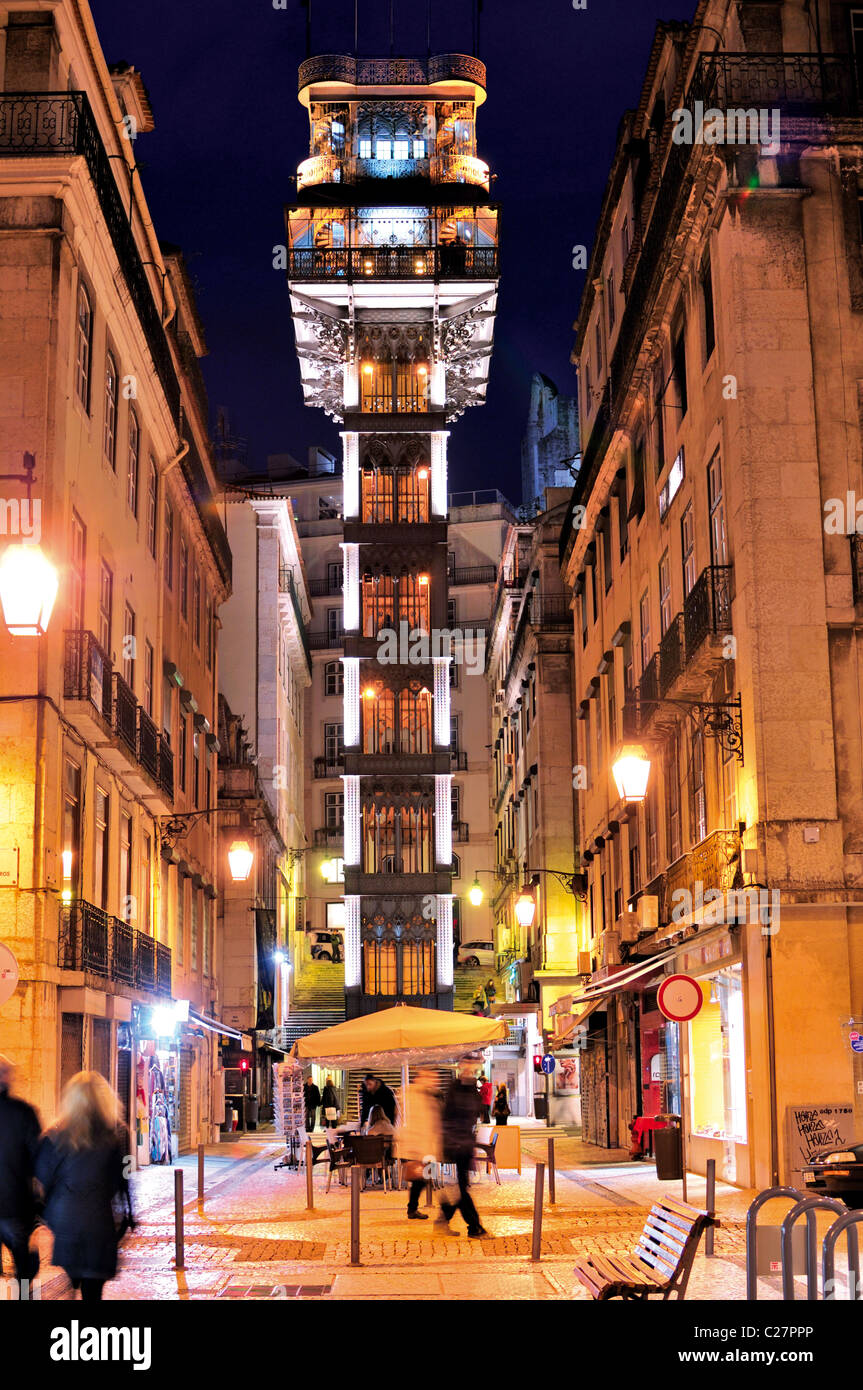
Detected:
[
  {"left": 492, "top": 1083, "right": 511, "bottom": 1126},
  {"left": 36, "top": 1072, "right": 134, "bottom": 1303}
]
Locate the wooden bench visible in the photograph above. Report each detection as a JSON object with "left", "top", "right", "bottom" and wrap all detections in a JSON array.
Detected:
[{"left": 574, "top": 1196, "right": 719, "bottom": 1301}]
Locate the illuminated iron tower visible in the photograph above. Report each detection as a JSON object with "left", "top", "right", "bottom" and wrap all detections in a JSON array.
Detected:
[{"left": 287, "top": 52, "right": 499, "bottom": 1015}]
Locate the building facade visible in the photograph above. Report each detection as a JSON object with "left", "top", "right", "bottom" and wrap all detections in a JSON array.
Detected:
[
  {"left": 521, "top": 373, "right": 580, "bottom": 517},
  {"left": 0, "top": 1, "right": 231, "bottom": 1152},
  {"left": 560, "top": 0, "right": 863, "bottom": 1185},
  {"left": 286, "top": 52, "right": 500, "bottom": 1016}
]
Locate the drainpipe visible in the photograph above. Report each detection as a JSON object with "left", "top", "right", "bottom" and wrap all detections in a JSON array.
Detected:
[{"left": 765, "top": 928, "right": 780, "bottom": 1186}]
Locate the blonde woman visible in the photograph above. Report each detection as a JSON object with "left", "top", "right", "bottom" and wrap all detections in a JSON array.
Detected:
[
  {"left": 36, "top": 1071, "right": 133, "bottom": 1302},
  {"left": 396, "top": 1067, "right": 442, "bottom": 1221}
]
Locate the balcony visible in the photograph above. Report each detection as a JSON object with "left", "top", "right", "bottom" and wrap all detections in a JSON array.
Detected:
[
  {"left": 658, "top": 614, "right": 685, "bottom": 698},
  {"left": 683, "top": 565, "right": 732, "bottom": 662},
  {"left": 308, "top": 575, "right": 343, "bottom": 597},
  {"left": 314, "top": 756, "right": 345, "bottom": 780},
  {"left": 309, "top": 630, "right": 344, "bottom": 650},
  {"left": 692, "top": 51, "right": 860, "bottom": 117},
  {"left": 638, "top": 652, "right": 659, "bottom": 708},
  {"left": 451, "top": 749, "right": 468, "bottom": 771},
  {"left": 662, "top": 829, "right": 742, "bottom": 927},
  {"left": 315, "top": 826, "right": 344, "bottom": 849},
  {"left": 63, "top": 631, "right": 174, "bottom": 810},
  {"left": 453, "top": 820, "right": 470, "bottom": 843},
  {"left": 59, "top": 901, "right": 171, "bottom": 996},
  {"left": 294, "top": 150, "right": 490, "bottom": 193},
  {"left": 288, "top": 245, "right": 498, "bottom": 281},
  {"left": 448, "top": 564, "right": 497, "bottom": 586}
]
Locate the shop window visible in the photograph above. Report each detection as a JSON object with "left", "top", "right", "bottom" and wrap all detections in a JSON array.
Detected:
[
  {"left": 688, "top": 965, "right": 747, "bottom": 1142},
  {"left": 403, "top": 940, "right": 435, "bottom": 995},
  {"left": 363, "top": 939, "right": 398, "bottom": 995}
]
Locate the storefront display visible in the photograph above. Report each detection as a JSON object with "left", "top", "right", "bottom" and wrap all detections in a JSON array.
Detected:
[
  {"left": 136, "top": 1041, "right": 180, "bottom": 1164},
  {"left": 688, "top": 962, "right": 747, "bottom": 1144}
]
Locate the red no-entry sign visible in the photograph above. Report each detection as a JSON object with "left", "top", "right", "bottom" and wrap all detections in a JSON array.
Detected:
[{"left": 657, "top": 974, "right": 703, "bottom": 1022}]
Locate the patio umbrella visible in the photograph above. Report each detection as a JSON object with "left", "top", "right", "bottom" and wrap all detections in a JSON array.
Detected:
[{"left": 291, "top": 1003, "right": 506, "bottom": 1070}]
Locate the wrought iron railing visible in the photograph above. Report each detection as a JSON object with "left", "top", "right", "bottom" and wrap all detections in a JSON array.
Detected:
[
  {"left": 683, "top": 565, "right": 733, "bottom": 658},
  {"left": 449, "top": 564, "right": 497, "bottom": 586},
  {"left": 59, "top": 902, "right": 170, "bottom": 995},
  {"left": 297, "top": 53, "right": 487, "bottom": 92},
  {"left": 314, "top": 826, "right": 344, "bottom": 848},
  {"left": 692, "top": 51, "right": 861, "bottom": 116},
  {"left": 639, "top": 652, "right": 660, "bottom": 708},
  {"left": 63, "top": 630, "right": 112, "bottom": 721},
  {"left": 137, "top": 707, "right": 160, "bottom": 781},
  {"left": 156, "top": 941, "right": 172, "bottom": 996},
  {"left": 112, "top": 672, "right": 137, "bottom": 756},
  {"left": 308, "top": 575, "right": 343, "bottom": 596},
  {"left": 659, "top": 613, "right": 685, "bottom": 697},
  {"left": 314, "top": 757, "right": 345, "bottom": 779},
  {"left": 60, "top": 900, "right": 109, "bottom": 975},
  {"left": 112, "top": 917, "right": 135, "bottom": 985},
  {"left": 159, "top": 739, "right": 174, "bottom": 801},
  {"left": 663, "top": 828, "right": 742, "bottom": 923},
  {"left": 621, "top": 699, "right": 640, "bottom": 740},
  {"left": 135, "top": 932, "right": 156, "bottom": 991},
  {"left": 308, "top": 630, "right": 344, "bottom": 649},
  {"left": 288, "top": 246, "right": 498, "bottom": 281}
]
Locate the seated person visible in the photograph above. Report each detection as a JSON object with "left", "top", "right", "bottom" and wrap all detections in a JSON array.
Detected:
[{"left": 364, "top": 1104, "right": 395, "bottom": 1137}]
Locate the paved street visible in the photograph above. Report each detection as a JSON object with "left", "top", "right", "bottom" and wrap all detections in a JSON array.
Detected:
[{"left": 3, "top": 1135, "right": 816, "bottom": 1302}]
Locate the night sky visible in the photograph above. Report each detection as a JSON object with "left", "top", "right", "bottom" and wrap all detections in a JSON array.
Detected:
[{"left": 88, "top": 0, "right": 681, "bottom": 503}]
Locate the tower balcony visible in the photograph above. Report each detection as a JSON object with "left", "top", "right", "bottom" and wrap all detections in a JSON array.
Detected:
[
  {"left": 296, "top": 152, "right": 489, "bottom": 191},
  {"left": 287, "top": 244, "right": 498, "bottom": 282}
]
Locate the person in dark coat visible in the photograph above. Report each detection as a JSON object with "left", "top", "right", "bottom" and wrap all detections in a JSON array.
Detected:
[
  {"left": 493, "top": 1083, "right": 511, "bottom": 1126},
  {"left": 320, "top": 1076, "right": 340, "bottom": 1129},
  {"left": 360, "top": 1074, "right": 397, "bottom": 1126},
  {"left": 304, "top": 1078, "right": 321, "bottom": 1132},
  {"left": 0, "top": 1054, "right": 41, "bottom": 1296},
  {"left": 36, "top": 1071, "right": 134, "bottom": 1303},
  {"left": 438, "top": 1057, "right": 488, "bottom": 1238}
]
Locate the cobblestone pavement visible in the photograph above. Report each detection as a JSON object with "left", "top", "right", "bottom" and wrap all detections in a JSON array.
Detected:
[{"left": 4, "top": 1137, "right": 846, "bottom": 1302}]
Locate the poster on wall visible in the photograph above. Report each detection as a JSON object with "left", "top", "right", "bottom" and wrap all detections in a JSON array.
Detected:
[
  {"left": 553, "top": 1053, "right": 580, "bottom": 1096},
  {"left": 785, "top": 1103, "right": 856, "bottom": 1185}
]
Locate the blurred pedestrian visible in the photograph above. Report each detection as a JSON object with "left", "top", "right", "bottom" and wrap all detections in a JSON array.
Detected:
[
  {"left": 493, "top": 1083, "right": 511, "bottom": 1126},
  {"left": 484, "top": 978, "right": 497, "bottom": 1008},
  {"left": 478, "top": 1075, "right": 493, "bottom": 1124},
  {"left": 0, "top": 1053, "right": 41, "bottom": 1297},
  {"left": 304, "top": 1077, "right": 321, "bottom": 1132},
  {"left": 321, "top": 1076, "right": 340, "bottom": 1129},
  {"left": 36, "top": 1071, "right": 134, "bottom": 1303},
  {"left": 439, "top": 1057, "right": 488, "bottom": 1238},
  {"left": 397, "top": 1067, "right": 441, "bottom": 1221}
]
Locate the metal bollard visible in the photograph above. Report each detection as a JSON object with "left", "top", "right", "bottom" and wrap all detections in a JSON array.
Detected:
[
  {"left": 197, "top": 1143, "right": 205, "bottom": 1207},
  {"left": 174, "top": 1168, "right": 184, "bottom": 1270},
  {"left": 547, "top": 1137, "right": 556, "bottom": 1205},
  {"left": 350, "top": 1165, "right": 361, "bottom": 1266},
  {"left": 425, "top": 1177, "right": 433, "bottom": 1207},
  {"left": 305, "top": 1140, "right": 314, "bottom": 1211},
  {"left": 705, "top": 1159, "right": 715, "bottom": 1256},
  {"left": 531, "top": 1161, "right": 545, "bottom": 1262}
]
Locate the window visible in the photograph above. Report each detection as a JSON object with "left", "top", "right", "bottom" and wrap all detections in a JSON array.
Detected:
[
  {"left": 146, "top": 459, "right": 158, "bottom": 557},
  {"left": 119, "top": 811, "right": 132, "bottom": 921},
  {"left": 141, "top": 833, "right": 151, "bottom": 935},
  {"left": 681, "top": 503, "right": 696, "bottom": 596},
  {"left": 375, "top": 137, "right": 392, "bottom": 160},
  {"left": 327, "top": 607, "right": 343, "bottom": 641},
  {"left": 595, "top": 319, "right": 603, "bottom": 373},
  {"left": 205, "top": 597, "right": 214, "bottom": 669},
  {"left": 601, "top": 515, "right": 613, "bottom": 593},
  {"left": 595, "top": 694, "right": 603, "bottom": 774},
  {"left": 202, "top": 895, "right": 211, "bottom": 976},
  {"left": 608, "top": 682, "right": 617, "bottom": 747},
  {"left": 412, "top": 138, "right": 425, "bottom": 158},
  {"left": 580, "top": 587, "right": 588, "bottom": 647},
  {"left": 193, "top": 570, "right": 201, "bottom": 646},
  {"left": 190, "top": 888, "right": 198, "bottom": 971},
  {"left": 324, "top": 661, "right": 343, "bottom": 696},
  {"left": 325, "top": 790, "right": 344, "bottom": 828},
  {"left": 708, "top": 452, "right": 728, "bottom": 565},
  {"left": 672, "top": 321, "right": 688, "bottom": 418},
  {"left": 701, "top": 256, "right": 715, "bottom": 361},
  {"left": 654, "top": 367, "right": 665, "bottom": 477},
  {"left": 164, "top": 504, "right": 174, "bottom": 589},
  {"left": 628, "top": 823, "right": 641, "bottom": 897},
  {"left": 75, "top": 283, "right": 93, "bottom": 411},
  {"left": 639, "top": 590, "right": 651, "bottom": 672},
  {"left": 103, "top": 352, "right": 118, "bottom": 468},
  {"left": 70, "top": 511, "right": 86, "bottom": 630},
  {"left": 324, "top": 722, "right": 344, "bottom": 764},
  {"left": 98, "top": 561, "right": 113, "bottom": 655},
  {"left": 393, "top": 138, "right": 409, "bottom": 159},
  {"left": 691, "top": 728, "right": 707, "bottom": 844},
  {"left": 621, "top": 215, "right": 631, "bottom": 262},
  {"left": 666, "top": 739, "right": 682, "bottom": 863},
  {"left": 450, "top": 713, "right": 460, "bottom": 751},
  {"left": 451, "top": 784, "right": 461, "bottom": 826},
  {"left": 162, "top": 677, "right": 173, "bottom": 745},
  {"left": 122, "top": 604, "right": 135, "bottom": 688},
  {"left": 179, "top": 539, "right": 188, "bottom": 619},
  {"left": 363, "top": 939, "right": 397, "bottom": 996},
  {"left": 606, "top": 271, "right": 615, "bottom": 331},
  {"left": 658, "top": 552, "right": 672, "bottom": 637},
  {"left": 617, "top": 480, "right": 629, "bottom": 563},
  {"left": 62, "top": 760, "right": 82, "bottom": 897},
  {"left": 178, "top": 714, "right": 187, "bottom": 793},
  {"left": 359, "top": 138, "right": 372, "bottom": 159},
  {"left": 192, "top": 731, "right": 200, "bottom": 808},
  {"left": 659, "top": 448, "right": 685, "bottom": 521},
  {"left": 629, "top": 433, "right": 646, "bottom": 522},
  {"left": 94, "top": 789, "right": 109, "bottom": 910},
  {"left": 327, "top": 560, "right": 344, "bottom": 592},
  {"left": 645, "top": 784, "right": 659, "bottom": 880},
  {"left": 447, "top": 597, "right": 457, "bottom": 627},
  {"left": 589, "top": 560, "right": 597, "bottom": 625},
  {"left": 402, "top": 940, "right": 435, "bottom": 995},
  {"left": 176, "top": 876, "right": 184, "bottom": 967},
  {"left": 127, "top": 409, "right": 139, "bottom": 514},
  {"left": 144, "top": 640, "right": 154, "bottom": 716}
]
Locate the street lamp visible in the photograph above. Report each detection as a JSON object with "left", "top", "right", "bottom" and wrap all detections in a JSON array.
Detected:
[
  {"left": 0, "top": 543, "right": 58, "bottom": 636},
  {"left": 612, "top": 744, "right": 652, "bottom": 804},
  {"left": 514, "top": 886, "right": 537, "bottom": 929},
  {"left": 227, "top": 840, "right": 254, "bottom": 883},
  {"left": 469, "top": 876, "right": 483, "bottom": 907}
]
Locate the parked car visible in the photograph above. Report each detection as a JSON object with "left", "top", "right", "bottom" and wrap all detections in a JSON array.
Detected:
[
  {"left": 457, "top": 940, "right": 495, "bottom": 968},
  {"left": 311, "top": 931, "right": 342, "bottom": 963}
]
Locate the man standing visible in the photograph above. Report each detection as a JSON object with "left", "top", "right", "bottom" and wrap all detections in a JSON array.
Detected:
[
  {"left": 303, "top": 1076, "right": 321, "bottom": 1132},
  {"left": 0, "top": 1053, "right": 41, "bottom": 1297},
  {"left": 439, "top": 1057, "right": 489, "bottom": 1238},
  {"left": 360, "top": 1073, "right": 397, "bottom": 1126}
]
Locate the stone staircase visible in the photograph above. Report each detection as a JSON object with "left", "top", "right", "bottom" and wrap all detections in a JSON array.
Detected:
[{"left": 454, "top": 964, "right": 502, "bottom": 1013}]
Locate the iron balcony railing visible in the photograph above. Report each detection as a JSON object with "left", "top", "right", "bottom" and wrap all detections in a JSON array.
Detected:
[
  {"left": 638, "top": 652, "right": 659, "bottom": 708},
  {"left": 851, "top": 536, "right": 863, "bottom": 602},
  {"left": 112, "top": 672, "right": 137, "bottom": 756},
  {"left": 448, "top": 564, "right": 497, "bottom": 586},
  {"left": 137, "top": 707, "right": 160, "bottom": 782},
  {"left": 658, "top": 613, "right": 685, "bottom": 698},
  {"left": 453, "top": 820, "right": 470, "bottom": 843},
  {"left": 159, "top": 739, "right": 174, "bottom": 801},
  {"left": 314, "top": 826, "right": 344, "bottom": 848},
  {"left": 451, "top": 749, "right": 468, "bottom": 770},
  {"left": 309, "top": 630, "right": 344, "bottom": 650},
  {"left": 63, "top": 630, "right": 112, "bottom": 722},
  {"left": 683, "top": 565, "right": 733, "bottom": 658},
  {"left": 308, "top": 575, "right": 343, "bottom": 596},
  {"left": 59, "top": 901, "right": 171, "bottom": 995},
  {"left": 692, "top": 50, "right": 862, "bottom": 117},
  {"left": 314, "top": 756, "right": 345, "bottom": 779},
  {"left": 278, "top": 567, "right": 312, "bottom": 672},
  {"left": 288, "top": 246, "right": 498, "bottom": 282}
]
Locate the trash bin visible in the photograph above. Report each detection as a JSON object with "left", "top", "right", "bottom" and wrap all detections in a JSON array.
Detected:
[
  {"left": 243, "top": 1096, "right": 259, "bottom": 1131},
  {"left": 654, "top": 1116, "right": 683, "bottom": 1180},
  {"left": 533, "top": 1094, "right": 548, "bottom": 1121}
]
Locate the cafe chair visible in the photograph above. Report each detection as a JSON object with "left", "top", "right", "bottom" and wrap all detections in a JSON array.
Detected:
[
  {"left": 348, "top": 1134, "right": 391, "bottom": 1191},
  {"left": 471, "top": 1129, "right": 501, "bottom": 1185}
]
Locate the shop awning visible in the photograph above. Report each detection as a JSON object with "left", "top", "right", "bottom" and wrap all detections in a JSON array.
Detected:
[
  {"left": 567, "top": 924, "right": 736, "bottom": 1008},
  {"left": 548, "top": 997, "right": 604, "bottom": 1050},
  {"left": 188, "top": 1009, "right": 244, "bottom": 1042}
]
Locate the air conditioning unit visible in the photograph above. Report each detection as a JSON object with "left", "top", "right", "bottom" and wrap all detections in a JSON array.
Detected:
[
  {"left": 618, "top": 910, "right": 640, "bottom": 944},
  {"left": 636, "top": 894, "right": 659, "bottom": 934},
  {"left": 577, "top": 950, "right": 592, "bottom": 977},
  {"left": 599, "top": 930, "right": 621, "bottom": 969}
]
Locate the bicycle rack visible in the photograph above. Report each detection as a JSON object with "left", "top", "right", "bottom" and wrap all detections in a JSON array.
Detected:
[
  {"left": 745, "top": 1186, "right": 808, "bottom": 1299},
  {"left": 780, "top": 1196, "right": 848, "bottom": 1301},
  {"left": 822, "top": 1209, "right": 863, "bottom": 1301}
]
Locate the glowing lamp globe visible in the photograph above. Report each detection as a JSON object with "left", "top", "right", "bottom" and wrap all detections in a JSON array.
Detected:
[
  {"left": 0, "top": 544, "right": 58, "bottom": 636},
  {"left": 514, "top": 890, "right": 536, "bottom": 929},
  {"left": 468, "top": 877, "right": 483, "bottom": 907},
  {"left": 227, "top": 840, "right": 254, "bottom": 883},
  {"left": 612, "top": 745, "right": 652, "bottom": 804}
]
